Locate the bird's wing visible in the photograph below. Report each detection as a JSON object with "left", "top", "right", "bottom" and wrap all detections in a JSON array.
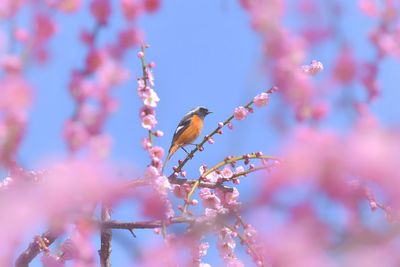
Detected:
[{"left": 172, "top": 115, "right": 192, "bottom": 143}]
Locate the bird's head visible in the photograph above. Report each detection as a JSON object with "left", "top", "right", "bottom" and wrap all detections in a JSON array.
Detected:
[{"left": 193, "top": 106, "right": 212, "bottom": 118}]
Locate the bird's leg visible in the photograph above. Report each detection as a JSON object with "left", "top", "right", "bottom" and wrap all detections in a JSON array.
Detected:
[
  {"left": 187, "top": 143, "right": 203, "bottom": 151},
  {"left": 181, "top": 147, "right": 190, "bottom": 155},
  {"left": 181, "top": 147, "right": 194, "bottom": 159}
]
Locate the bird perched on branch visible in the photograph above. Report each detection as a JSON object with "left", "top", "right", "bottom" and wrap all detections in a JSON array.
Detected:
[{"left": 162, "top": 106, "right": 212, "bottom": 171}]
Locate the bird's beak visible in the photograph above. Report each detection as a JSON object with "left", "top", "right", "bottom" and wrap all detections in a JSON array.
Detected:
[{"left": 207, "top": 111, "right": 213, "bottom": 115}]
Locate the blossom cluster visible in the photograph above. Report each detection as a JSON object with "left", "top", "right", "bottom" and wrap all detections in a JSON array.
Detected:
[{"left": 136, "top": 48, "right": 174, "bottom": 220}]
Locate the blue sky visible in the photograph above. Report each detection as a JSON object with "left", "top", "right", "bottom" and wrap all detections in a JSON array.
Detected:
[{"left": 6, "top": 0, "right": 400, "bottom": 265}]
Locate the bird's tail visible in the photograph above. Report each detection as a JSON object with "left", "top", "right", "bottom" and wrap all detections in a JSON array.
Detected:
[{"left": 162, "top": 144, "right": 179, "bottom": 173}]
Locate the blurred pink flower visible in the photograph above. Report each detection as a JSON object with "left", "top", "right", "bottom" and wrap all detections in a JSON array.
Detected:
[
  {"left": 90, "top": 0, "right": 111, "bottom": 25},
  {"left": 218, "top": 227, "right": 243, "bottom": 267},
  {"left": 144, "top": 165, "right": 160, "bottom": 180},
  {"left": 143, "top": 0, "right": 160, "bottom": 13},
  {"left": 118, "top": 28, "right": 142, "bottom": 50},
  {"left": 149, "top": 146, "right": 164, "bottom": 161},
  {"left": 141, "top": 137, "right": 152, "bottom": 150},
  {"left": 0, "top": 0, "right": 25, "bottom": 18},
  {"left": 63, "top": 120, "right": 89, "bottom": 152},
  {"left": 333, "top": 45, "right": 357, "bottom": 84},
  {"left": 34, "top": 13, "right": 57, "bottom": 42},
  {"left": 96, "top": 55, "right": 130, "bottom": 87},
  {"left": 0, "top": 74, "right": 32, "bottom": 117},
  {"left": 1, "top": 55, "right": 22, "bottom": 73},
  {"left": 233, "top": 106, "right": 249, "bottom": 121},
  {"left": 58, "top": 0, "right": 82, "bottom": 13},
  {"left": 358, "top": 0, "right": 379, "bottom": 17},
  {"left": 121, "top": 0, "right": 142, "bottom": 20},
  {"left": 14, "top": 27, "right": 30, "bottom": 43},
  {"left": 88, "top": 134, "right": 112, "bottom": 158}
]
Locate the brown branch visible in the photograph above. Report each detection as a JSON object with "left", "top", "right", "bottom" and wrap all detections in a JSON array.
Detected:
[
  {"left": 102, "top": 216, "right": 194, "bottom": 230},
  {"left": 99, "top": 205, "right": 112, "bottom": 267},
  {"left": 15, "top": 230, "right": 61, "bottom": 267}
]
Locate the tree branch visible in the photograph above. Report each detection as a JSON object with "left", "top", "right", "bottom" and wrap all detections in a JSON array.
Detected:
[
  {"left": 15, "top": 230, "right": 61, "bottom": 267},
  {"left": 99, "top": 205, "right": 112, "bottom": 267},
  {"left": 102, "top": 216, "right": 194, "bottom": 230}
]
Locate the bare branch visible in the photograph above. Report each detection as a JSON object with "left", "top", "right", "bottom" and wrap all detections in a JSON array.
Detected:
[
  {"left": 102, "top": 216, "right": 194, "bottom": 230},
  {"left": 99, "top": 205, "right": 112, "bottom": 267},
  {"left": 15, "top": 230, "right": 61, "bottom": 267}
]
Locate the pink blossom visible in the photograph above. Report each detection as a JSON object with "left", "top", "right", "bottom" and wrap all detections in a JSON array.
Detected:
[
  {"left": 311, "top": 102, "right": 329, "bottom": 121},
  {"left": 58, "top": 0, "right": 82, "bottom": 13},
  {"left": 137, "top": 83, "right": 149, "bottom": 99},
  {"left": 90, "top": 0, "right": 111, "bottom": 25},
  {"left": 0, "top": 75, "right": 32, "bottom": 117},
  {"left": 121, "top": 0, "right": 142, "bottom": 20},
  {"left": 146, "top": 68, "right": 155, "bottom": 86},
  {"left": 143, "top": 88, "right": 160, "bottom": 107},
  {"left": 144, "top": 166, "right": 160, "bottom": 180},
  {"left": 220, "top": 187, "right": 240, "bottom": 207},
  {"left": 301, "top": 60, "right": 324, "bottom": 75},
  {"left": 41, "top": 253, "right": 63, "bottom": 267},
  {"left": 243, "top": 224, "right": 257, "bottom": 244},
  {"left": 149, "top": 146, "right": 164, "bottom": 161},
  {"left": 154, "top": 130, "right": 164, "bottom": 137},
  {"left": 358, "top": 0, "right": 378, "bottom": 17},
  {"left": 141, "top": 114, "right": 157, "bottom": 130},
  {"left": 118, "top": 28, "right": 142, "bottom": 49},
  {"left": 204, "top": 171, "right": 219, "bottom": 183},
  {"left": 221, "top": 167, "right": 233, "bottom": 179},
  {"left": 172, "top": 184, "right": 187, "bottom": 199},
  {"left": 1, "top": 55, "right": 22, "bottom": 73},
  {"left": 253, "top": 92, "right": 269, "bottom": 107},
  {"left": 199, "top": 165, "right": 207, "bottom": 175},
  {"left": 361, "top": 62, "right": 379, "bottom": 101},
  {"left": 60, "top": 228, "right": 96, "bottom": 264},
  {"left": 192, "top": 242, "right": 210, "bottom": 266},
  {"left": 0, "top": 159, "right": 118, "bottom": 256},
  {"left": 333, "top": 45, "right": 357, "bottom": 84},
  {"left": 34, "top": 14, "right": 57, "bottom": 42},
  {"left": 137, "top": 51, "right": 144, "bottom": 58},
  {"left": 143, "top": 0, "right": 160, "bottom": 12},
  {"left": 85, "top": 49, "right": 102, "bottom": 73},
  {"left": 0, "top": 176, "right": 12, "bottom": 189},
  {"left": 14, "top": 28, "right": 30, "bottom": 43},
  {"left": 63, "top": 120, "right": 89, "bottom": 152},
  {"left": 88, "top": 134, "right": 112, "bottom": 158},
  {"left": 141, "top": 138, "right": 152, "bottom": 150},
  {"left": 233, "top": 106, "right": 249, "bottom": 121},
  {"left": 154, "top": 175, "right": 172, "bottom": 193},
  {"left": 218, "top": 227, "right": 243, "bottom": 266},
  {"left": 199, "top": 188, "right": 222, "bottom": 210},
  {"left": 0, "top": 0, "right": 26, "bottom": 18},
  {"left": 96, "top": 55, "right": 130, "bottom": 87}
]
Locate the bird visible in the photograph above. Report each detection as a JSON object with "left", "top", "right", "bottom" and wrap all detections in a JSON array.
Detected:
[{"left": 162, "top": 106, "right": 212, "bottom": 172}]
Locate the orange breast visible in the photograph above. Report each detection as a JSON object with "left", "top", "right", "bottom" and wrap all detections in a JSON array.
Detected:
[{"left": 175, "top": 115, "right": 203, "bottom": 146}]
